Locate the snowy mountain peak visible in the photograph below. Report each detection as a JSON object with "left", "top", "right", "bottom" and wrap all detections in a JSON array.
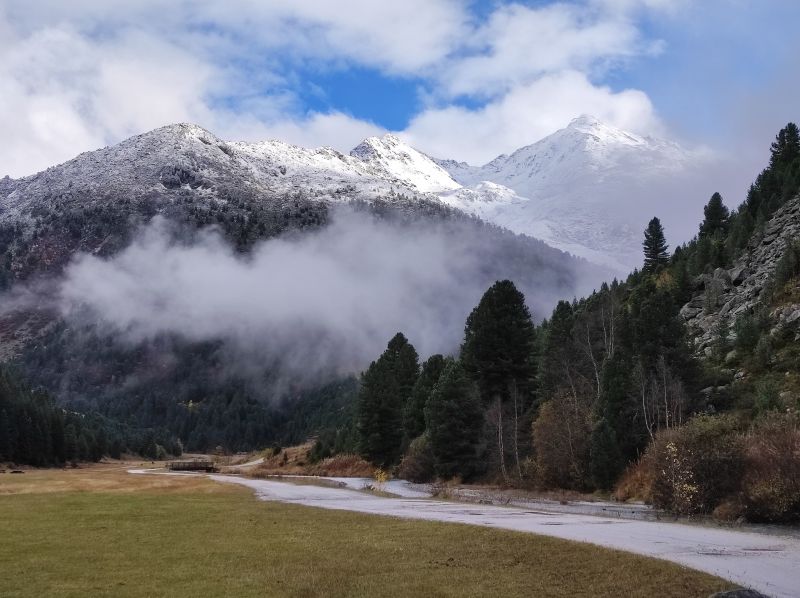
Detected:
[
  {"left": 561, "top": 114, "right": 651, "bottom": 150},
  {"left": 142, "top": 122, "right": 220, "bottom": 144},
  {"left": 350, "top": 134, "right": 460, "bottom": 193},
  {"left": 434, "top": 116, "right": 701, "bottom": 274}
]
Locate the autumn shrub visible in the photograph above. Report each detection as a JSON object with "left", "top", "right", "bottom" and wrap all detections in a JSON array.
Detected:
[
  {"left": 638, "top": 415, "right": 745, "bottom": 515},
  {"left": 740, "top": 413, "right": 800, "bottom": 523},
  {"left": 531, "top": 396, "right": 592, "bottom": 490},
  {"left": 613, "top": 453, "right": 657, "bottom": 503},
  {"left": 307, "top": 453, "right": 375, "bottom": 477},
  {"left": 397, "top": 435, "right": 435, "bottom": 483}
]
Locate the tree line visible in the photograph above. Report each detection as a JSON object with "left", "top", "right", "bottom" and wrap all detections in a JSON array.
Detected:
[
  {"left": 346, "top": 124, "right": 800, "bottom": 522},
  {"left": 0, "top": 365, "right": 182, "bottom": 466}
]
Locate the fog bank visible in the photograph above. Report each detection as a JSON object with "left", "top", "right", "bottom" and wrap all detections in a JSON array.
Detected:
[{"left": 58, "top": 212, "right": 589, "bottom": 382}]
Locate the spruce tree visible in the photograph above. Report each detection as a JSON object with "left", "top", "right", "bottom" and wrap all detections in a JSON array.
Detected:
[
  {"left": 770, "top": 122, "right": 800, "bottom": 169},
  {"left": 0, "top": 408, "right": 12, "bottom": 461},
  {"left": 461, "top": 280, "right": 536, "bottom": 401},
  {"left": 589, "top": 418, "right": 623, "bottom": 490},
  {"left": 403, "top": 354, "right": 445, "bottom": 443},
  {"left": 356, "top": 333, "right": 419, "bottom": 467},
  {"left": 642, "top": 217, "right": 669, "bottom": 273},
  {"left": 425, "top": 359, "right": 483, "bottom": 480},
  {"left": 699, "top": 192, "right": 730, "bottom": 237},
  {"left": 461, "top": 280, "right": 536, "bottom": 479}
]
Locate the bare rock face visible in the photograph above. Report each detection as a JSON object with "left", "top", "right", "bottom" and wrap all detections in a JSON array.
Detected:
[{"left": 680, "top": 196, "right": 800, "bottom": 353}]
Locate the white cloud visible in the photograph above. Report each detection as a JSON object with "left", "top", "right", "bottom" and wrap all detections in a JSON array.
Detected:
[
  {"left": 3, "top": 0, "right": 467, "bottom": 74},
  {"left": 0, "top": 0, "right": 675, "bottom": 176},
  {"left": 0, "top": 22, "right": 218, "bottom": 177},
  {"left": 241, "top": 112, "right": 385, "bottom": 152},
  {"left": 438, "top": 3, "right": 642, "bottom": 98},
  {"left": 403, "top": 70, "right": 661, "bottom": 164}
]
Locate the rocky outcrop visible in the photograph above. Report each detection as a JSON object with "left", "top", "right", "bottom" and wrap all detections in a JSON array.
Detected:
[{"left": 681, "top": 196, "right": 800, "bottom": 354}]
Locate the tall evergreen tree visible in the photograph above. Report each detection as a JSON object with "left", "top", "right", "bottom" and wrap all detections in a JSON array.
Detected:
[
  {"left": 589, "top": 417, "right": 623, "bottom": 490},
  {"left": 403, "top": 354, "right": 445, "bottom": 443},
  {"left": 356, "top": 333, "right": 419, "bottom": 467},
  {"left": 770, "top": 122, "right": 800, "bottom": 169},
  {"left": 642, "top": 217, "right": 669, "bottom": 273},
  {"left": 699, "top": 192, "right": 730, "bottom": 237},
  {"left": 461, "top": 280, "right": 536, "bottom": 479},
  {"left": 425, "top": 359, "right": 484, "bottom": 480},
  {"left": 0, "top": 408, "right": 12, "bottom": 461},
  {"left": 388, "top": 333, "right": 420, "bottom": 404},
  {"left": 461, "top": 280, "right": 536, "bottom": 401}
]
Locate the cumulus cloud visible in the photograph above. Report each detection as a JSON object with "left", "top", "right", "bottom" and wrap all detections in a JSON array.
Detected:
[
  {"left": 0, "top": 0, "right": 675, "bottom": 177},
  {"left": 0, "top": 22, "right": 217, "bottom": 177},
  {"left": 437, "top": 3, "right": 645, "bottom": 99}
]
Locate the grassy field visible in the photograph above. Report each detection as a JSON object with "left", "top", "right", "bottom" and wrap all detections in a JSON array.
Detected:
[{"left": 0, "top": 466, "right": 733, "bottom": 597}]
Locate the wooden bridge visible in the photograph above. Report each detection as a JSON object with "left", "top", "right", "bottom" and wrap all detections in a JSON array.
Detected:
[{"left": 167, "top": 459, "right": 217, "bottom": 473}]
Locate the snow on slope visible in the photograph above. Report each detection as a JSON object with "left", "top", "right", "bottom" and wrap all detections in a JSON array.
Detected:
[
  {"left": 0, "top": 125, "right": 459, "bottom": 226},
  {"left": 434, "top": 115, "right": 700, "bottom": 274},
  {"left": 351, "top": 134, "right": 460, "bottom": 193},
  {"left": 2, "top": 118, "right": 698, "bottom": 275}
]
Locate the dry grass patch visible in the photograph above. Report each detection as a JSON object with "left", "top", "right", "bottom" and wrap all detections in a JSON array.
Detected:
[
  {"left": 251, "top": 443, "right": 374, "bottom": 477},
  {"left": 0, "top": 467, "right": 734, "bottom": 598},
  {"left": 0, "top": 462, "right": 226, "bottom": 496}
]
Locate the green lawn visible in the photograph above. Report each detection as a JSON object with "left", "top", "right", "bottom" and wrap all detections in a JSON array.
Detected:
[{"left": 0, "top": 471, "right": 733, "bottom": 597}]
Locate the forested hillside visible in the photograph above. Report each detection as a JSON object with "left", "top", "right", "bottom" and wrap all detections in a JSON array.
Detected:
[
  {"left": 0, "top": 365, "right": 181, "bottom": 465},
  {"left": 0, "top": 121, "right": 605, "bottom": 462},
  {"left": 345, "top": 123, "right": 800, "bottom": 523}
]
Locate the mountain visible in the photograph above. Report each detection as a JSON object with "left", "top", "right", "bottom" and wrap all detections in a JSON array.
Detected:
[
  {"left": 0, "top": 116, "right": 696, "bottom": 278},
  {"left": 0, "top": 122, "right": 606, "bottom": 450},
  {"left": 434, "top": 115, "right": 698, "bottom": 274}
]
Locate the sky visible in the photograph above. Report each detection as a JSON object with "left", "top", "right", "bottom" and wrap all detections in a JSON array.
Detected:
[{"left": 1, "top": 0, "right": 799, "bottom": 188}]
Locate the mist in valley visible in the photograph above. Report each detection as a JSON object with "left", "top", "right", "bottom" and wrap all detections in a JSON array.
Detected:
[{"left": 53, "top": 209, "right": 601, "bottom": 391}]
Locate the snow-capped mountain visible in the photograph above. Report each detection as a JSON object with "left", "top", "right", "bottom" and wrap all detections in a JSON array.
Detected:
[
  {"left": 0, "top": 116, "right": 697, "bottom": 279},
  {"left": 434, "top": 115, "right": 699, "bottom": 273}
]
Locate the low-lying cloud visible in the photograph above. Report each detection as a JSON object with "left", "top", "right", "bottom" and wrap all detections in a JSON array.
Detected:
[{"left": 58, "top": 212, "right": 580, "bottom": 384}]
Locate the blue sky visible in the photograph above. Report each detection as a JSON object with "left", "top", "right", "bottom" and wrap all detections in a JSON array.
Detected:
[{"left": 1, "top": 0, "right": 798, "bottom": 180}]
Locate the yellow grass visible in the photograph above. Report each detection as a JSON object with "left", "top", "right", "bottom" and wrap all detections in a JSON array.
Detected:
[{"left": 0, "top": 465, "right": 734, "bottom": 598}]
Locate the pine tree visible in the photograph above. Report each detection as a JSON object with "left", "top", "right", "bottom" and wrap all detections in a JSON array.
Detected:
[
  {"left": 770, "top": 122, "right": 800, "bottom": 169},
  {"left": 356, "top": 333, "right": 419, "bottom": 467},
  {"left": 388, "top": 333, "right": 420, "bottom": 403},
  {"left": 403, "top": 354, "right": 445, "bottom": 443},
  {"left": 461, "top": 280, "right": 536, "bottom": 479},
  {"left": 642, "top": 217, "right": 669, "bottom": 273},
  {"left": 589, "top": 417, "right": 623, "bottom": 490},
  {"left": 596, "top": 352, "right": 638, "bottom": 462},
  {"left": 461, "top": 280, "right": 536, "bottom": 401},
  {"left": 0, "top": 408, "right": 12, "bottom": 461},
  {"left": 64, "top": 423, "right": 79, "bottom": 463},
  {"left": 425, "top": 359, "right": 484, "bottom": 480},
  {"left": 699, "top": 192, "right": 730, "bottom": 237}
]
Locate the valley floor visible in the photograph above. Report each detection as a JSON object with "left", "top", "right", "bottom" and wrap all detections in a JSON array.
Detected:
[
  {"left": 0, "top": 464, "right": 732, "bottom": 598},
  {"left": 210, "top": 473, "right": 800, "bottom": 598}
]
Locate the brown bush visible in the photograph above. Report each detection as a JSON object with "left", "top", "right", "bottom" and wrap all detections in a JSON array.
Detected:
[
  {"left": 397, "top": 435, "right": 435, "bottom": 483},
  {"left": 740, "top": 413, "right": 800, "bottom": 523},
  {"left": 623, "top": 415, "right": 745, "bottom": 515},
  {"left": 532, "top": 395, "right": 592, "bottom": 490},
  {"left": 613, "top": 454, "right": 656, "bottom": 503},
  {"left": 712, "top": 499, "right": 744, "bottom": 522},
  {"left": 307, "top": 454, "right": 375, "bottom": 477}
]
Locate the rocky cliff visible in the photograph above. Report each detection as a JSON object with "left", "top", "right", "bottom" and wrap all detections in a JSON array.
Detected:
[{"left": 681, "top": 195, "right": 800, "bottom": 356}]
